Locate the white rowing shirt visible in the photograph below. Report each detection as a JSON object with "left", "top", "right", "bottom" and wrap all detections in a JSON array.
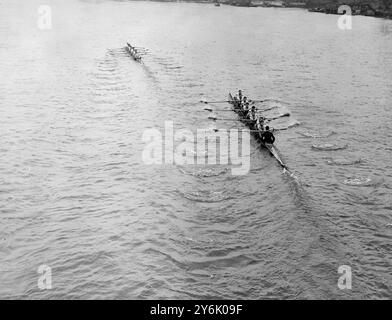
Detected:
[
  {"left": 257, "top": 118, "right": 265, "bottom": 131},
  {"left": 249, "top": 110, "right": 257, "bottom": 121}
]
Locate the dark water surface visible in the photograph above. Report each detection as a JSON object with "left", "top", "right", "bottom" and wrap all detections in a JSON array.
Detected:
[{"left": 0, "top": 0, "right": 391, "bottom": 299}]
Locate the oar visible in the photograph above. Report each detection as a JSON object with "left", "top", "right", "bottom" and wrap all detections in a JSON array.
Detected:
[
  {"left": 213, "top": 128, "right": 265, "bottom": 133},
  {"left": 208, "top": 113, "right": 289, "bottom": 121},
  {"left": 204, "top": 106, "right": 279, "bottom": 112},
  {"left": 201, "top": 100, "right": 230, "bottom": 104},
  {"left": 204, "top": 107, "right": 235, "bottom": 112},
  {"left": 208, "top": 116, "right": 254, "bottom": 121},
  {"left": 267, "top": 113, "right": 290, "bottom": 120},
  {"left": 201, "top": 99, "right": 278, "bottom": 104},
  {"left": 126, "top": 45, "right": 148, "bottom": 54},
  {"left": 127, "top": 44, "right": 146, "bottom": 49}
]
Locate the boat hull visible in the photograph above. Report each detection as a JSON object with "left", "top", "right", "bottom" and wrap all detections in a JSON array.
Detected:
[
  {"left": 228, "top": 93, "right": 288, "bottom": 169},
  {"left": 126, "top": 46, "right": 141, "bottom": 62}
]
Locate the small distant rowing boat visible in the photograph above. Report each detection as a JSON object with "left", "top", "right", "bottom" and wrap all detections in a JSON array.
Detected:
[
  {"left": 228, "top": 93, "right": 291, "bottom": 172},
  {"left": 126, "top": 43, "right": 142, "bottom": 62}
]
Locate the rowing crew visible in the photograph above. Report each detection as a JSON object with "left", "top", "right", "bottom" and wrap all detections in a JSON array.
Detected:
[
  {"left": 126, "top": 43, "right": 141, "bottom": 60},
  {"left": 234, "top": 90, "right": 275, "bottom": 144}
]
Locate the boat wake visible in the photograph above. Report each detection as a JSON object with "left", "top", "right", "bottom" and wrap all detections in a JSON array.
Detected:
[
  {"left": 283, "top": 168, "right": 300, "bottom": 182},
  {"left": 342, "top": 176, "right": 382, "bottom": 187},
  {"left": 178, "top": 166, "right": 229, "bottom": 178},
  {"left": 297, "top": 130, "right": 336, "bottom": 139},
  {"left": 325, "top": 157, "right": 363, "bottom": 166},
  {"left": 180, "top": 189, "right": 232, "bottom": 203},
  {"left": 311, "top": 143, "right": 348, "bottom": 151},
  {"left": 273, "top": 121, "right": 301, "bottom": 131}
]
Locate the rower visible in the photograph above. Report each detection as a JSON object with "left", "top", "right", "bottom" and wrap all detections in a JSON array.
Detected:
[
  {"left": 243, "top": 102, "right": 249, "bottom": 117},
  {"left": 239, "top": 96, "right": 248, "bottom": 110},
  {"left": 233, "top": 96, "right": 238, "bottom": 104},
  {"left": 243, "top": 96, "right": 248, "bottom": 106},
  {"left": 261, "top": 126, "right": 275, "bottom": 144},
  {"left": 238, "top": 90, "right": 242, "bottom": 103},
  {"left": 233, "top": 96, "right": 240, "bottom": 110},
  {"left": 257, "top": 116, "right": 266, "bottom": 131},
  {"left": 249, "top": 105, "right": 257, "bottom": 121}
]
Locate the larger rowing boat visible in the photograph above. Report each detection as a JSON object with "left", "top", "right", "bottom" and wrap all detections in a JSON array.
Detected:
[{"left": 228, "top": 93, "right": 290, "bottom": 172}]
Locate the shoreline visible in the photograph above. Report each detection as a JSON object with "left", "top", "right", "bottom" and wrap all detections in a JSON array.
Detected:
[
  {"left": 145, "top": 0, "right": 392, "bottom": 20},
  {"left": 225, "top": 1, "right": 392, "bottom": 20}
]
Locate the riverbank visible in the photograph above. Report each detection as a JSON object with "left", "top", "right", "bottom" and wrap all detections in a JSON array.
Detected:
[
  {"left": 220, "top": 0, "right": 392, "bottom": 19},
  {"left": 306, "top": 3, "right": 392, "bottom": 18},
  {"left": 147, "top": 0, "right": 392, "bottom": 19}
]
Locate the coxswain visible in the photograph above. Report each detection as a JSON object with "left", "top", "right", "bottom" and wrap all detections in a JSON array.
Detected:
[{"left": 261, "top": 126, "right": 275, "bottom": 144}]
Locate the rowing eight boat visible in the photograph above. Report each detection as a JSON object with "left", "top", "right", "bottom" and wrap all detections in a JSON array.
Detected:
[
  {"left": 228, "top": 93, "right": 291, "bottom": 172},
  {"left": 126, "top": 43, "right": 142, "bottom": 62}
]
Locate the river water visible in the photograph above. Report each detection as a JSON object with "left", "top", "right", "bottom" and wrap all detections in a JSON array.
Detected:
[{"left": 0, "top": 0, "right": 391, "bottom": 299}]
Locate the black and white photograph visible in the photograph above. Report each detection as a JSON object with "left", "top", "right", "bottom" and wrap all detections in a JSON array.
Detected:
[{"left": 0, "top": 0, "right": 391, "bottom": 302}]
